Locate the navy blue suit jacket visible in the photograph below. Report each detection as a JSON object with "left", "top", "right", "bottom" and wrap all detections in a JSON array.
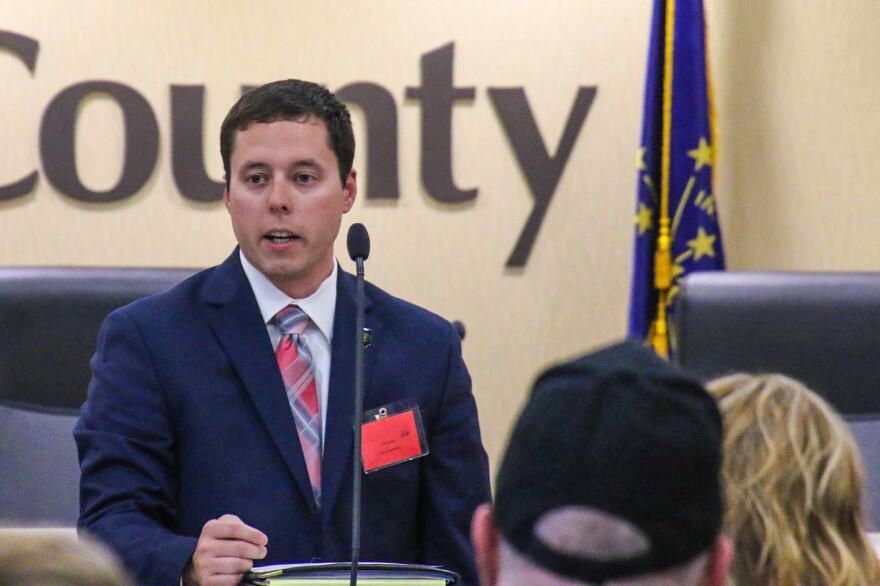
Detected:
[{"left": 75, "top": 251, "right": 490, "bottom": 586}]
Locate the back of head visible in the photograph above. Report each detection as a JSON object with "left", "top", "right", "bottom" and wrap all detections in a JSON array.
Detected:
[
  {"left": 707, "top": 373, "right": 880, "bottom": 586},
  {"left": 219, "top": 78, "right": 355, "bottom": 187},
  {"left": 497, "top": 541, "right": 712, "bottom": 586},
  {"left": 0, "top": 532, "right": 134, "bottom": 586},
  {"left": 492, "top": 340, "right": 725, "bottom": 585}
]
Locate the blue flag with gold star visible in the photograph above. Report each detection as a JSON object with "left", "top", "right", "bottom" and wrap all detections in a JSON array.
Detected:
[{"left": 628, "top": 0, "right": 725, "bottom": 358}]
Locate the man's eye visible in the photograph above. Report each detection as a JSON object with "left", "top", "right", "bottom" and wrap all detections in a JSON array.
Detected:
[
  {"left": 294, "top": 173, "right": 315, "bottom": 184},
  {"left": 246, "top": 175, "right": 267, "bottom": 185}
]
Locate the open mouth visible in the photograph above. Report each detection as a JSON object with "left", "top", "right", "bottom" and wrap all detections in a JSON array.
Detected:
[{"left": 265, "top": 231, "right": 300, "bottom": 244}]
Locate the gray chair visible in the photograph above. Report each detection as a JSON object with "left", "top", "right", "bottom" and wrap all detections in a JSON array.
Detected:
[
  {"left": 0, "top": 401, "right": 81, "bottom": 525},
  {"left": 0, "top": 266, "right": 195, "bottom": 526},
  {"left": 674, "top": 271, "right": 880, "bottom": 529}
]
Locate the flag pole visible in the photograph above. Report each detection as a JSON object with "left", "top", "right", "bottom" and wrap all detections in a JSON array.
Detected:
[{"left": 650, "top": 0, "right": 676, "bottom": 359}]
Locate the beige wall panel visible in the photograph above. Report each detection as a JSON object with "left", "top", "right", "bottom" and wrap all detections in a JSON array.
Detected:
[{"left": 708, "top": 1, "right": 880, "bottom": 270}]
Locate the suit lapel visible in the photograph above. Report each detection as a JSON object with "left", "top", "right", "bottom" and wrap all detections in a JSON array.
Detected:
[
  {"left": 321, "top": 269, "right": 378, "bottom": 517},
  {"left": 201, "top": 251, "right": 319, "bottom": 517}
]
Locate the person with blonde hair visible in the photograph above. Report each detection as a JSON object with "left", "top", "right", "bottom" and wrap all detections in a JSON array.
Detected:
[
  {"left": 0, "top": 531, "right": 134, "bottom": 586},
  {"left": 707, "top": 373, "right": 880, "bottom": 586}
]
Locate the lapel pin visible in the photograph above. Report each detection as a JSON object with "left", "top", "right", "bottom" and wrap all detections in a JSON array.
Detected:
[{"left": 362, "top": 327, "right": 372, "bottom": 348}]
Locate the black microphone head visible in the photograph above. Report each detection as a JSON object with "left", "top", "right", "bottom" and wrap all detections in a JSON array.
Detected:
[
  {"left": 452, "top": 320, "right": 466, "bottom": 341},
  {"left": 347, "top": 223, "right": 370, "bottom": 261}
]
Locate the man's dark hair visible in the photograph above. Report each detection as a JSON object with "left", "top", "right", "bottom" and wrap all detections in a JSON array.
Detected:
[{"left": 220, "top": 79, "right": 355, "bottom": 188}]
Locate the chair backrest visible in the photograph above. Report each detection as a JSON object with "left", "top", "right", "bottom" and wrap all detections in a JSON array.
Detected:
[
  {"left": 0, "top": 266, "right": 196, "bottom": 410},
  {"left": 674, "top": 270, "right": 880, "bottom": 528},
  {"left": 0, "top": 402, "right": 81, "bottom": 526},
  {"left": 0, "top": 266, "right": 196, "bottom": 526}
]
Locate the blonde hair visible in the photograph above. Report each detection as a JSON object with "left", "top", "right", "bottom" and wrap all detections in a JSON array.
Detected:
[
  {"left": 708, "top": 373, "right": 880, "bottom": 586},
  {"left": 0, "top": 531, "right": 134, "bottom": 586}
]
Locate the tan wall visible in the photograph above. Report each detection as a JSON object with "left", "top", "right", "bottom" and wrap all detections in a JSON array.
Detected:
[
  {"left": 1, "top": 1, "right": 879, "bottom": 474},
  {"left": 710, "top": 1, "right": 880, "bottom": 270}
]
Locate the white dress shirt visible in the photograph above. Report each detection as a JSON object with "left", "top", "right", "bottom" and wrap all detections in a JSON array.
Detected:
[{"left": 239, "top": 250, "right": 336, "bottom": 446}]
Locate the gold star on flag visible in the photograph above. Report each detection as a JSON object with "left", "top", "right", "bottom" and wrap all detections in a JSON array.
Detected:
[
  {"left": 637, "top": 147, "right": 646, "bottom": 171},
  {"left": 687, "top": 227, "right": 717, "bottom": 260},
  {"left": 688, "top": 137, "right": 712, "bottom": 171},
  {"left": 634, "top": 202, "right": 653, "bottom": 235}
]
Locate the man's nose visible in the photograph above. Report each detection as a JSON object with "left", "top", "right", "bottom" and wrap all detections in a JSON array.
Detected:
[{"left": 268, "top": 181, "right": 293, "bottom": 213}]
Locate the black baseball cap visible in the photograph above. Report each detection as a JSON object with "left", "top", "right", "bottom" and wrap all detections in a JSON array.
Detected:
[{"left": 494, "top": 340, "right": 723, "bottom": 583}]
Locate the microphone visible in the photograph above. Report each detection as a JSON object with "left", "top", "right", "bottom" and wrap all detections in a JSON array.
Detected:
[
  {"left": 452, "top": 320, "right": 466, "bottom": 341},
  {"left": 347, "top": 222, "right": 370, "bottom": 261},
  {"left": 346, "top": 223, "right": 370, "bottom": 586}
]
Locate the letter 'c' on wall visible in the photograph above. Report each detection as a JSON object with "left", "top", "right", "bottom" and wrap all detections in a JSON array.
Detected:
[
  {"left": 40, "top": 81, "right": 159, "bottom": 203},
  {"left": 0, "top": 30, "right": 39, "bottom": 201}
]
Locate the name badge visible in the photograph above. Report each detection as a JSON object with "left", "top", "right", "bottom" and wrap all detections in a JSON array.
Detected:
[{"left": 361, "top": 400, "right": 429, "bottom": 473}]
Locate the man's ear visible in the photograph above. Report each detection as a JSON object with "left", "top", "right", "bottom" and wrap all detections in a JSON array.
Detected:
[
  {"left": 471, "top": 504, "right": 501, "bottom": 586},
  {"left": 702, "top": 536, "right": 733, "bottom": 586},
  {"left": 341, "top": 169, "right": 357, "bottom": 213}
]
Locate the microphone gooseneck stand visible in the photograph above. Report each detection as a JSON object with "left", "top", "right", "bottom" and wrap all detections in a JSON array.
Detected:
[{"left": 347, "top": 223, "right": 370, "bottom": 586}]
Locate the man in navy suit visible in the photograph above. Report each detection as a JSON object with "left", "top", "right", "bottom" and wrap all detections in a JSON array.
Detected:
[{"left": 75, "top": 79, "right": 491, "bottom": 586}]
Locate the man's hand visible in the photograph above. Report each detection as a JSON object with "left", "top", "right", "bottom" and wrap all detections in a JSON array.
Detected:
[{"left": 183, "top": 514, "right": 269, "bottom": 586}]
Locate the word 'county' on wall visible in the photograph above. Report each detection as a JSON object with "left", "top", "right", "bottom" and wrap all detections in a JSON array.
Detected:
[{"left": 0, "top": 31, "right": 597, "bottom": 267}]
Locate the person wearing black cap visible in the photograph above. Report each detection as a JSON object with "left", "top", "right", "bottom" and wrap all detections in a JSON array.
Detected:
[{"left": 471, "top": 340, "right": 732, "bottom": 585}]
